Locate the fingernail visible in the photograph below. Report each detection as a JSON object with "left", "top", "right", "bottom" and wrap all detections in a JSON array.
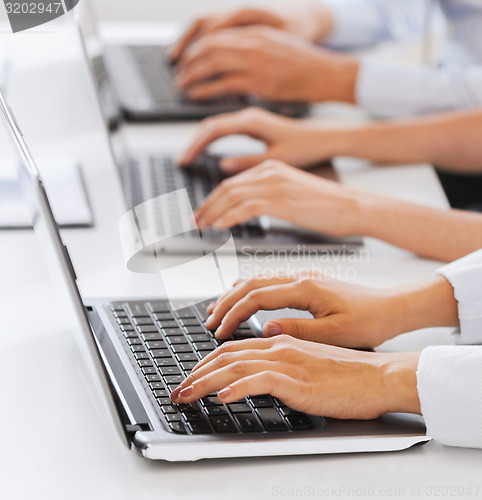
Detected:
[
  {"left": 218, "top": 387, "right": 232, "bottom": 400},
  {"left": 170, "top": 387, "right": 181, "bottom": 402},
  {"left": 179, "top": 385, "right": 193, "bottom": 398},
  {"left": 207, "top": 302, "right": 216, "bottom": 313},
  {"left": 205, "top": 314, "right": 214, "bottom": 327},
  {"left": 267, "top": 322, "right": 283, "bottom": 337}
]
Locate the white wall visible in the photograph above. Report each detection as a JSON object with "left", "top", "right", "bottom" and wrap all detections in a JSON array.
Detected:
[{"left": 93, "top": 0, "right": 303, "bottom": 22}]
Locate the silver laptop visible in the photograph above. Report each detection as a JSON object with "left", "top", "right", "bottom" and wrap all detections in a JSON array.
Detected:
[
  {"left": 1, "top": 88, "right": 430, "bottom": 461},
  {"left": 73, "top": 18, "right": 363, "bottom": 253},
  {"left": 75, "top": 0, "right": 309, "bottom": 122}
]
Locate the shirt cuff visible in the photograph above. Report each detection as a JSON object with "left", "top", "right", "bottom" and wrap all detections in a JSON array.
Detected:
[
  {"left": 417, "top": 345, "right": 482, "bottom": 449},
  {"left": 436, "top": 249, "right": 482, "bottom": 345},
  {"left": 356, "top": 59, "right": 482, "bottom": 117},
  {"left": 322, "top": 0, "right": 388, "bottom": 49}
]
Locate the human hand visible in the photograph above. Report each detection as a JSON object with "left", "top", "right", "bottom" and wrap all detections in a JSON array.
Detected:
[
  {"left": 170, "top": 5, "right": 333, "bottom": 61},
  {"left": 204, "top": 276, "right": 398, "bottom": 348},
  {"left": 194, "top": 160, "right": 362, "bottom": 237},
  {"left": 174, "top": 26, "right": 358, "bottom": 103},
  {"left": 180, "top": 107, "right": 338, "bottom": 172},
  {"left": 170, "top": 335, "right": 422, "bottom": 420}
]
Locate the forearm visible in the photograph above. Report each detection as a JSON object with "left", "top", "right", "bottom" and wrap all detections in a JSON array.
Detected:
[
  {"left": 325, "top": 111, "right": 482, "bottom": 172},
  {"left": 354, "top": 193, "right": 482, "bottom": 261}
]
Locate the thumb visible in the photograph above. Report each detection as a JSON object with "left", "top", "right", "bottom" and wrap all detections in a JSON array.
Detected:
[
  {"left": 263, "top": 317, "right": 334, "bottom": 343},
  {"left": 221, "top": 154, "right": 269, "bottom": 173}
]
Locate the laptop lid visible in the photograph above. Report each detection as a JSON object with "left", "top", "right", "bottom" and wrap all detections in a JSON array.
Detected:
[{"left": 0, "top": 87, "right": 130, "bottom": 449}]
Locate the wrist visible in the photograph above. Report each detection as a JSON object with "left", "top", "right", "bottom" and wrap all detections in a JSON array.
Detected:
[
  {"left": 313, "top": 53, "right": 359, "bottom": 103},
  {"left": 379, "top": 352, "right": 422, "bottom": 415}
]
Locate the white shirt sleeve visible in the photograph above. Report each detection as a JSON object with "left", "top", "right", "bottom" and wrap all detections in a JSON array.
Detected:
[
  {"left": 417, "top": 346, "right": 482, "bottom": 449},
  {"left": 357, "top": 60, "right": 482, "bottom": 117},
  {"left": 436, "top": 249, "right": 482, "bottom": 345},
  {"left": 322, "top": 0, "right": 425, "bottom": 49},
  {"left": 416, "top": 250, "right": 482, "bottom": 449}
]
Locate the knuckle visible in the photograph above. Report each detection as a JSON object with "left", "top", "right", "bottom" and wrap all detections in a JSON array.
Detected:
[
  {"left": 272, "top": 333, "right": 292, "bottom": 346},
  {"left": 216, "top": 352, "right": 233, "bottom": 366},
  {"left": 231, "top": 360, "right": 247, "bottom": 375},
  {"left": 218, "top": 340, "right": 236, "bottom": 353}
]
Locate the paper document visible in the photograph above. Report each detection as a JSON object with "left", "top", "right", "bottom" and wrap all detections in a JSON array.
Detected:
[{"left": 0, "top": 161, "right": 94, "bottom": 229}]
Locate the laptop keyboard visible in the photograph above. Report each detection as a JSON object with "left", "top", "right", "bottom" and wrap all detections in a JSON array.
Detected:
[
  {"left": 129, "top": 154, "right": 265, "bottom": 240},
  {"left": 129, "top": 45, "right": 245, "bottom": 108},
  {"left": 109, "top": 299, "right": 324, "bottom": 435}
]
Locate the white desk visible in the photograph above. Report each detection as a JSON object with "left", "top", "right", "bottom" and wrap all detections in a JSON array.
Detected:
[{"left": 1, "top": 25, "right": 481, "bottom": 500}]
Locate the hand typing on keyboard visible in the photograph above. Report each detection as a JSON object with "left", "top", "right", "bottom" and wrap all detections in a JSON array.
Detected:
[
  {"left": 192, "top": 159, "right": 360, "bottom": 236},
  {"left": 170, "top": 334, "right": 422, "bottom": 420}
]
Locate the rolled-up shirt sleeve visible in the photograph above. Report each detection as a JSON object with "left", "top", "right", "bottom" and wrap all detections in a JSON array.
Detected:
[
  {"left": 322, "top": 0, "right": 424, "bottom": 49},
  {"left": 356, "top": 60, "right": 482, "bottom": 117},
  {"left": 417, "top": 346, "right": 482, "bottom": 448}
]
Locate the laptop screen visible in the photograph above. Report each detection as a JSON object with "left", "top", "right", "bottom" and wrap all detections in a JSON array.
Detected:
[{"left": 0, "top": 87, "right": 130, "bottom": 448}]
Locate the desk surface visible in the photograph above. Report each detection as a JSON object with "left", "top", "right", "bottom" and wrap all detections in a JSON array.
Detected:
[{"left": 0, "top": 24, "right": 480, "bottom": 500}]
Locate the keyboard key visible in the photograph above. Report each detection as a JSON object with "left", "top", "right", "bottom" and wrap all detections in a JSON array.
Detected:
[
  {"left": 158, "top": 397, "right": 174, "bottom": 406},
  {"left": 165, "top": 413, "right": 182, "bottom": 423},
  {"left": 234, "top": 413, "right": 263, "bottom": 433},
  {"left": 150, "top": 381, "right": 166, "bottom": 390},
  {"left": 176, "top": 352, "right": 198, "bottom": 362},
  {"left": 177, "top": 402, "right": 202, "bottom": 413},
  {"left": 181, "top": 361, "right": 198, "bottom": 371},
  {"left": 138, "top": 359, "right": 154, "bottom": 368},
  {"left": 150, "top": 348, "right": 172, "bottom": 358},
  {"left": 188, "top": 333, "right": 210, "bottom": 342},
  {"left": 161, "top": 405, "right": 177, "bottom": 414},
  {"left": 131, "top": 345, "right": 147, "bottom": 353},
  {"left": 157, "top": 320, "right": 178, "bottom": 329},
  {"left": 228, "top": 403, "right": 252, "bottom": 413},
  {"left": 193, "top": 341, "right": 216, "bottom": 351},
  {"left": 159, "top": 366, "right": 181, "bottom": 376},
  {"left": 201, "top": 396, "right": 223, "bottom": 406},
  {"left": 286, "top": 415, "right": 314, "bottom": 431},
  {"left": 146, "top": 340, "right": 168, "bottom": 350},
  {"left": 169, "top": 421, "right": 187, "bottom": 434},
  {"left": 187, "top": 420, "right": 213, "bottom": 434},
  {"left": 184, "top": 326, "right": 206, "bottom": 335},
  {"left": 162, "top": 327, "right": 183, "bottom": 337},
  {"left": 249, "top": 396, "right": 274, "bottom": 408},
  {"left": 142, "top": 333, "right": 164, "bottom": 342},
  {"left": 257, "top": 408, "right": 289, "bottom": 432},
  {"left": 116, "top": 317, "right": 132, "bottom": 326},
  {"left": 204, "top": 406, "right": 228, "bottom": 417},
  {"left": 127, "top": 303, "right": 150, "bottom": 317},
  {"left": 171, "top": 344, "right": 195, "bottom": 354},
  {"left": 146, "top": 374, "right": 162, "bottom": 383},
  {"left": 153, "top": 389, "right": 169, "bottom": 398},
  {"left": 134, "top": 352, "right": 150, "bottom": 360},
  {"left": 166, "top": 336, "right": 189, "bottom": 345},
  {"left": 141, "top": 366, "right": 158, "bottom": 375},
  {"left": 137, "top": 325, "right": 159, "bottom": 333},
  {"left": 119, "top": 324, "right": 135, "bottom": 332},
  {"left": 209, "top": 416, "right": 238, "bottom": 433},
  {"left": 164, "top": 375, "right": 184, "bottom": 385},
  {"left": 180, "top": 318, "right": 201, "bottom": 327},
  {"left": 154, "top": 357, "right": 177, "bottom": 367},
  {"left": 126, "top": 336, "right": 142, "bottom": 345},
  {"left": 182, "top": 411, "right": 207, "bottom": 422},
  {"left": 153, "top": 312, "right": 174, "bottom": 321},
  {"left": 198, "top": 351, "right": 211, "bottom": 359},
  {"left": 149, "top": 301, "right": 171, "bottom": 313},
  {"left": 176, "top": 309, "right": 198, "bottom": 319},
  {"left": 134, "top": 317, "right": 155, "bottom": 326}
]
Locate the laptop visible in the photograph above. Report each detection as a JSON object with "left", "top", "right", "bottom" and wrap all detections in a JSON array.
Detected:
[
  {"left": 74, "top": 0, "right": 310, "bottom": 122},
  {"left": 74, "top": 19, "right": 364, "bottom": 253},
  {"left": 1, "top": 88, "right": 430, "bottom": 461}
]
